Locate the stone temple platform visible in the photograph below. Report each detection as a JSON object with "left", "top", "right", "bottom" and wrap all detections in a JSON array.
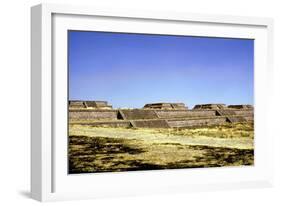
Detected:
[{"left": 69, "top": 101, "right": 254, "bottom": 128}]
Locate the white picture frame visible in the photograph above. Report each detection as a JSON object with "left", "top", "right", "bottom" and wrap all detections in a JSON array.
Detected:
[{"left": 31, "top": 3, "right": 274, "bottom": 202}]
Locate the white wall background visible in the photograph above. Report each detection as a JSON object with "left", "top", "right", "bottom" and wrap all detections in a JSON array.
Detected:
[{"left": 0, "top": 0, "right": 280, "bottom": 205}]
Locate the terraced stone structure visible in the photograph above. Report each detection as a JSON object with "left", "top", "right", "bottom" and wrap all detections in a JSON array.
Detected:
[
  {"left": 227, "top": 104, "right": 253, "bottom": 109},
  {"left": 69, "top": 100, "right": 112, "bottom": 109},
  {"left": 193, "top": 104, "right": 226, "bottom": 110},
  {"left": 144, "top": 103, "right": 188, "bottom": 110},
  {"left": 69, "top": 101, "right": 254, "bottom": 128}
]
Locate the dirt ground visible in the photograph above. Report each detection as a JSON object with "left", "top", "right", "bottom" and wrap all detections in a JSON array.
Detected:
[{"left": 68, "top": 123, "right": 254, "bottom": 173}]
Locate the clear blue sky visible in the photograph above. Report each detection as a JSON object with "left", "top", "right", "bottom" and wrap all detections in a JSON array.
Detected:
[{"left": 68, "top": 31, "right": 254, "bottom": 109}]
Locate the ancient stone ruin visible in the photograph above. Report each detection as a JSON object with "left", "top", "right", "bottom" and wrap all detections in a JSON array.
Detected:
[
  {"left": 227, "top": 104, "right": 253, "bottom": 109},
  {"left": 193, "top": 104, "right": 226, "bottom": 110},
  {"left": 69, "top": 100, "right": 112, "bottom": 110},
  {"left": 69, "top": 101, "right": 254, "bottom": 128},
  {"left": 144, "top": 103, "right": 188, "bottom": 110}
]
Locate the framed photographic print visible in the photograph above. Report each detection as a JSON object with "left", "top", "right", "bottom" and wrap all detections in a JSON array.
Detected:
[{"left": 31, "top": 3, "right": 274, "bottom": 201}]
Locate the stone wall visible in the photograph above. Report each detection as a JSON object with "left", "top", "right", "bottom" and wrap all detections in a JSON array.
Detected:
[
  {"left": 167, "top": 117, "right": 227, "bottom": 128},
  {"left": 226, "top": 116, "right": 247, "bottom": 123},
  {"left": 118, "top": 109, "right": 218, "bottom": 120},
  {"left": 70, "top": 120, "right": 131, "bottom": 128},
  {"left": 216, "top": 110, "right": 236, "bottom": 116},
  {"left": 69, "top": 110, "right": 118, "bottom": 121},
  {"left": 119, "top": 109, "right": 158, "bottom": 120},
  {"left": 232, "top": 109, "right": 253, "bottom": 116},
  {"left": 244, "top": 116, "right": 254, "bottom": 121},
  {"left": 131, "top": 119, "right": 170, "bottom": 128},
  {"left": 156, "top": 110, "right": 216, "bottom": 119}
]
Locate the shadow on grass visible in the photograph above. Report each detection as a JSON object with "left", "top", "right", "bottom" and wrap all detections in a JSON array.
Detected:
[
  {"left": 68, "top": 136, "right": 254, "bottom": 174},
  {"left": 69, "top": 136, "right": 147, "bottom": 173},
  {"left": 165, "top": 145, "right": 254, "bottom": 169}
]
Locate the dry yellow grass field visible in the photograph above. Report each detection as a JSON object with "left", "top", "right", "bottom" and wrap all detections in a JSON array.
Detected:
[{"left": 68, "top": 123, "right": 254, "bottom": 173}]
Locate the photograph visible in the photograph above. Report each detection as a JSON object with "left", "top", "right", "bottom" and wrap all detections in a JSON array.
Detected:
[{"left": 67, "top": 31, "right": 254, "bottom": 174}]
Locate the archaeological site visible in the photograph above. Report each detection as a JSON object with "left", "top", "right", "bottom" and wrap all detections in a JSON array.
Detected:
[{"left": 69, "top": 101, "right": 254, "bottom": 128}]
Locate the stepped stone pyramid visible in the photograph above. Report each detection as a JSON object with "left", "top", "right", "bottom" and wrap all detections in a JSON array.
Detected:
[{"left": 69, "top": 101, "right": 254, "bottom": 128}]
